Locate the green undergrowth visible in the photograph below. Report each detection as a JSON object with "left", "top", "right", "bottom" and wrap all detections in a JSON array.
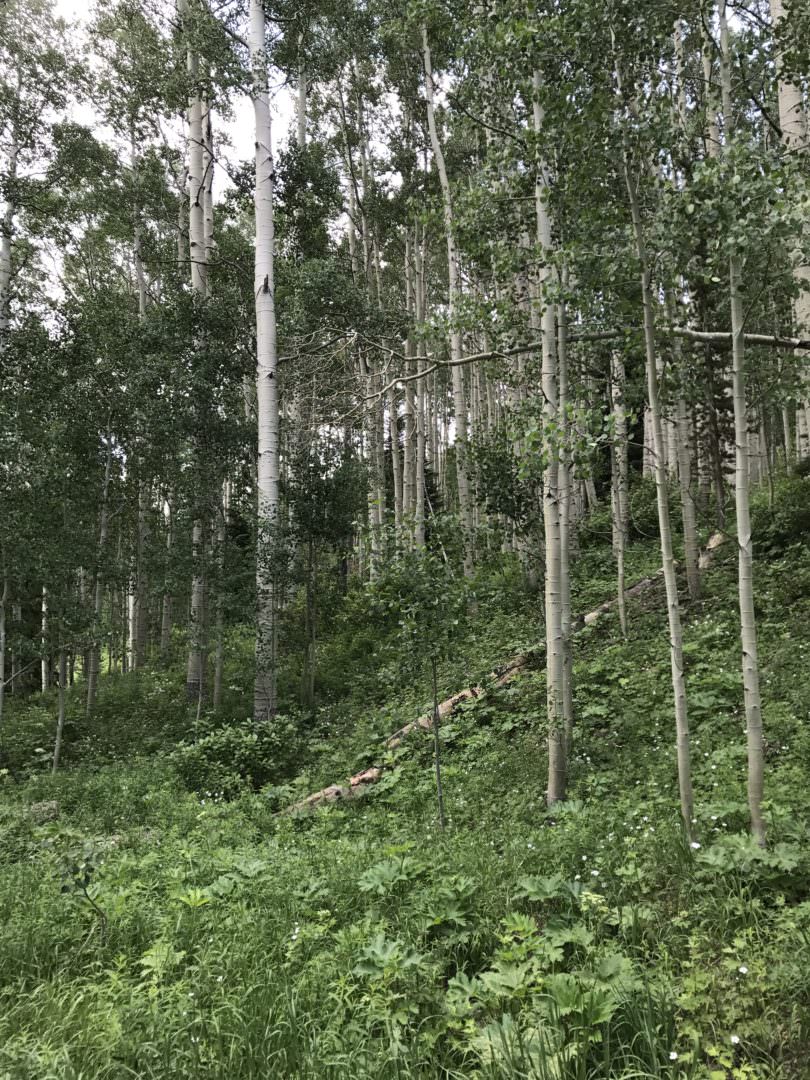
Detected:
[{"left": 2, "top": 478, "right": 810, "bottom": 1078}]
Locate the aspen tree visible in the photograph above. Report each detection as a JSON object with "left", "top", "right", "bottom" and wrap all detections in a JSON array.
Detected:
[
  {"left": 250, "top": 0, "right": 281, "bottom": 722},
  {"left": 770, "top": 0, "right": 810, "bottom": 436},
  {"left": 160, "top": 492, "right": 174, "bottom": 664},
  {"left": 530, "top": 71, "right": 566, "bottom": 803},
  {"left": 422, "top": 26, "right": 474, "bottom": 576},
  {"left": 212, "top": 480, "right": 229, "bottom": 709},
  {"left": 619, "top": 85, "right": 694, "bottom": 832},
  {"left": 414, "top": 223, "right": 427, "bottom": 548},
  {"left": 389, "top": 385, "right": 403, "bottom": 534},
  {"left": 86, "top": 435, "right": 113, "bottom": 715},
  {"left": 610, "top": 353, "right": 629, "bottom": 638},
  {"left": 557, "top": 291, "right": 574, "bottom": 744},
  {"left": 719, "top": 0, "right": 766, "bottom": 845},
  {"left": 0, "top": 121, "right": 17, "bottom": 347},
  {"left": 182, "top": 0, "right": 209, "bottom": 701},
  {"left": 41, "top": 586, "right": 48, "bottom": 693},
  {"left": 52, "top": 649, "right": 66, "bottom": 773},
  {"left": 670, "top": 33, "right": 702, "bottom": 602}
]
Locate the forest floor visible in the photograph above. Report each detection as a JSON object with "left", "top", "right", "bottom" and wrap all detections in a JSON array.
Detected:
[{"left": 2, "top": 479, "right": 810, "bottom": 1079}]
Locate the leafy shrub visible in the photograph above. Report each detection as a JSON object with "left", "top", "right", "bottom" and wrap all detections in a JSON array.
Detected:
[
  {"left": 751, "top": 475, "right": 810, "bottom": 553},
  {"left": 170, "top": 716, "right": 303, "bottom": 797},
  {"left": 0, "top": 701, "right": 57, "bottom": 775}
]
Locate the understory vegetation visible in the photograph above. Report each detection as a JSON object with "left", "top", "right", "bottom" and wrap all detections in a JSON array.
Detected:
[{"left": 2, "top": 477, "right": 809, "bottom": 1080}]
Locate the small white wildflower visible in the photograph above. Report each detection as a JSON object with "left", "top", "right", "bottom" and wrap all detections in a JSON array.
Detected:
[
  {"left": 691, "top": 841, "right": 701, "bottom": 850},
  {"left": 731, "top": 1035, "right": 740, "bottom": 1045},
  {"left": 738, "top": 965, "right": 748, "bottom": 975},
  {"left": 669, "top": 1051, "right": 678, "bottom": 1061},
  {"left": 590, "top": 869, "right": 599, "bottom": 877}
]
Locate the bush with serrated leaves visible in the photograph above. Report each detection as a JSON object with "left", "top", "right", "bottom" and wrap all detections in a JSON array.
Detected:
[{"left": 170, "top": 716, "right": 303, "bottom": 797}]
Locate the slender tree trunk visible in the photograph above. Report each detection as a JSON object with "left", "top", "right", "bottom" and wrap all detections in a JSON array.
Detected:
[
  {"left": 720, "top": 0, "right": 767, "bottom": 844},
  {"left": 160, "top": 491, "right": 174, "bottom": 663},
  {"left": 558, "top": 294, "right": 574, "bottom": 745},
  {"left": 729, "top": 251, "right": 766, "bottom": 846},
  {"left": 665, "top": 297, "right": 701, "bottom": 600},
  {"left": 251, "top": 0, "right": 281, "bottom": 723},
  {"left": 403, "top": 233, "right": 417, "bottom": 534},
  {"left": 134, "top": 483, "right": 149, "bottom": 669},
  {"left": 86, "top": 435, "right": 113, "bottom": 715},
  {"left": 52, "top": 649, "right": 66, "bottom": 773},
  {"left": 212, "top": 480, "right": 229, "bottom": 709},
  {"left": 301, "top": 539, "right": 316, "bottom": 710},
  {"left": 531, "top": 72, "right": 566, "bottom": 804},
  {"left": 41, "top": 586, "right": 49, "bottom": 693},
  {"left": 186, "top": 520, "right": 204, "bottom": 699},
  {"left": 610, "top": 354, "right": 629, "bottom": 638},
  {"left": 390, "top": 386, "right": 403, "bottom": 535},
  {"left": 676, "top": 391, "right": 701, "bottom": 600},
  {"left": 296, "top": 43, "right": 307, "bottom": 149},
  {"left": 431, "top": 657, "right": 446, "bottom": 830},
  {"left": 623, "top": 148, "right": 694, "bottom": 835},
  {"left": 422, "top": 27, "right": 474, "bottom": 576},
  {"left": 181, "top": 0, "right": 209, "bottom": 701},
  {"left": 0, "top": 124, "right": 18, "bottom": 347},
  {"left": 414, "top": 224, "right": 427, "bottom": 547}
]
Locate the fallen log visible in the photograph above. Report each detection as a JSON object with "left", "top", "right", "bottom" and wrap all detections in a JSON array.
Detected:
[{"left": 285, "top": 532, "right": 726, "bottom": 813}]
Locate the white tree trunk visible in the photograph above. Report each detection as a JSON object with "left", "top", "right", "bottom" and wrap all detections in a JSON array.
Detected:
[
  {"left": 557, "top": 294, "right": 574, "bottom": 746},
  {"left": 729, "top": 256, "right": 766, "bottom": 846},
  {"left": 389, "top": 386, "right": 403, "bottom": 535},
  {"left": 610, "top": 353, "right": 629, "bottom": 637},
  {"left": 41, "top": 585, "right": 49, "bottom": 693},
  {"left": 160, "top": 492, "right": 174, "bottom": 663},
  {"left": 531, "top": 72, "right": 567, "bottom": 804},
  {"left": 0, "top": 132, "right": 18, "bottom": 347},
  {"left": 52, "top": 650, "right": 67, "bottom": 772},
  {"left": 181, "top": 0, "right": 210, "bottom": 699},
  {"left": 721, "top": 0, "right": 767, "bottom": 844},
  {"left": 414, "top": 224, "right": 427, "bottom": 547},
  {"left": 676, "top": 393, "right": 701, "bottom": 600},
  {"left": 251, "top": 0, "right": 281, "bottom": 722},
  {"left": 213, "top": 479, "right": 229, "bottom": 709},
  {"left": 422, "top": 27, "right": 474, "bottom": 575},
  {"left": 623, "top": 152, "right": 694, "bottom": 835},
  {"left": 86, "top": 435, "right": 113, "bottom": 715}
]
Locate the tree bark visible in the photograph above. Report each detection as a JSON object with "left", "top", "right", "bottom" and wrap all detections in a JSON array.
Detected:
[
  {"left": 251, "top": 0, "right": 281, "bottom": 723},
  {"left": 160, "top": 491, "right": 174, "bottom": 663},
  {"left": 532, "top": 71, "right": 567, "bottom": 804},
  {"left": 422, "top": 27, "right": 474, "bottom": 576},
  {"left": 212, "top": 479, "right": 229, "bottom": 709},
  {"left": 610, "top": 354, "right": 629, "bottom": 637},
  {"left": 721, "top": 0, "right": 767, "bottom": 845},
  {"left": 86, "top": 434, "right": 113, "bottom": 715},
  {"left": 623, "top": 147, "right": 694, "bottom": 836},
  {"left": 0, "top": 126, "right": 18, "bottom": 347},
  {"left": 52, "top": 649, "right": 66, "bottom": 773}
]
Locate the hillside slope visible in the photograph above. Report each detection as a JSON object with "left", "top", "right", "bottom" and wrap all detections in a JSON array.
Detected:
[{"left": 2, "top": 481, "right": 810, "bottom": 1079}]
